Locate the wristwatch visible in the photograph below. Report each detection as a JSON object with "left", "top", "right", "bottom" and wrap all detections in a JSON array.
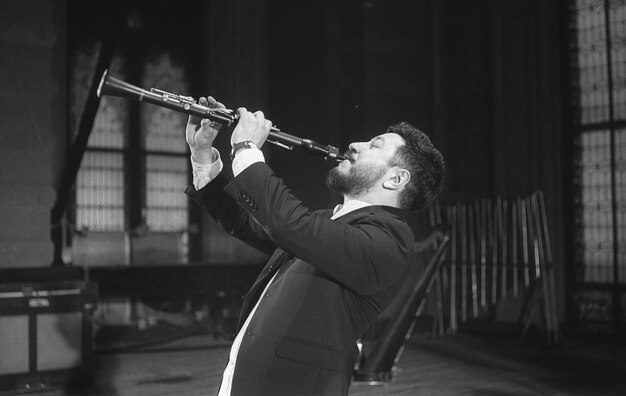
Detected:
[{"left": 230, "top": 141, "right": 257, "bottom": 161}]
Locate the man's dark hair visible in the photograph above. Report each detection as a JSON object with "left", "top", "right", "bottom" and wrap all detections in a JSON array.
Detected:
[{"left": 388, "top": 122, "right": 444, "bottom": 211}]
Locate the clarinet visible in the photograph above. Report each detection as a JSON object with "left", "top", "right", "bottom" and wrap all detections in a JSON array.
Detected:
[{"left": 97, "top": 70, "right": 347, "bottom": 162}]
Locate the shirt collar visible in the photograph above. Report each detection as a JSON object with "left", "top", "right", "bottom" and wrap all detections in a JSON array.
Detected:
[{"left": 331, "top": 198, "right": 372, "bottom": 220}]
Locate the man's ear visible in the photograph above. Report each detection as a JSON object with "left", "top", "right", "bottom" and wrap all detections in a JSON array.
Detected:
[{"left": 382, "top": 168, "right": 410, "bottom": 190}]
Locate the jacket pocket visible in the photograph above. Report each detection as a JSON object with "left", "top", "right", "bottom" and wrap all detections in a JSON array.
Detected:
[{"left": 275, "top": 335, "right": 343, "bottom": 370}]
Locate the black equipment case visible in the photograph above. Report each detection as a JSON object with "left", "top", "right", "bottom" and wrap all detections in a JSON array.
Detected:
[{"left": 0, "top": 280, "right": 96, "bottom": 394}]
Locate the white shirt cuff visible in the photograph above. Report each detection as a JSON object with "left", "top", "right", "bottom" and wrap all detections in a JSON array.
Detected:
[
  {"left": 232, "top": 148, "right": 265, "bottom": 177},
  {"left": 191, "top": 147, "right": 223, "bottom": 190}
]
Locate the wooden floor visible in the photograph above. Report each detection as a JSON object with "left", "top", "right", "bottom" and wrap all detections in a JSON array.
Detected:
[{"left": 40, "top": 331, "right": 626, "bottom": 396}]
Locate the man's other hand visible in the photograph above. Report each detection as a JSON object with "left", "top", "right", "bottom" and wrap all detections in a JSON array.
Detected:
[{"left": 186, "top": 96, "right": 225, "bottom": 164}]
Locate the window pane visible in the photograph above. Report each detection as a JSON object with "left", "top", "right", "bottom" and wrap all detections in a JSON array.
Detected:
[
  {"left": 617, "top": 128, "right": 626, "bottom": 282},
  {"left": 90, "top": 93, "right": 128, "bottom": 149},
  {"left": 141, "top": 53, "right": 189, "bottom": 154},
  {"left": 610, "top": 0, "right": 626, "bottom": 119},
  {"left": 145, "top": 155, "right": 188, "bottom": 231},
  {"left": 574, "top": 0, "right": 611, "bottom": 124},
  {"left": 577, "top": 130, "right": 614, "bottom": 282},
  {"left": 76, "top": 152, "right": 125, "bottom": 232}
]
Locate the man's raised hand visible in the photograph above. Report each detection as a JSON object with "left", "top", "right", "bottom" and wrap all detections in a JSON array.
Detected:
[{"left": 186, "top": 96, "right": 226, "bottom": 164}]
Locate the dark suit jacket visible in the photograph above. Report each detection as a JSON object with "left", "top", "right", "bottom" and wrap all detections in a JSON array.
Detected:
[{"left": 186, "top": 162, "right": 414, "bottom": 396}]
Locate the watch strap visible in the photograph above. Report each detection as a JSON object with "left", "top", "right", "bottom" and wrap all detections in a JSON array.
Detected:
[{"left": 230, "top": 141, "right": 257, "bottom": 161}]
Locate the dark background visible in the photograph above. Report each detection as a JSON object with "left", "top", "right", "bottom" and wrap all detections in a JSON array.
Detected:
[{"left": 0, "top": 0, "right": 570, "bottom": 328}]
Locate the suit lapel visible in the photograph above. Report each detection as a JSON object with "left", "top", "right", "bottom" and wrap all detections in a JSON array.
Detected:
[
  {"left": 237, "top": 249, "right": 290, "bottom": 330},
  {"left": 236, "top": 205, "right": 406, "bottom": 331}
]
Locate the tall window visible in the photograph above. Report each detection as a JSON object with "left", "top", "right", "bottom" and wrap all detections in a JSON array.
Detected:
[
  {"left": 73, "top": 54, "right": 190, "bottom": 232},
  {"left": 570, "top": 0, "right": 626, "bottom": 335},
  {"left": 72, "top": 52, "right": 127, "bottom": 233},
  {"left": 69, "top": 3, "right": 199, "bottom": 265},
  {"left": 140, "top": 56, "right": 190, "bottom": 233}
]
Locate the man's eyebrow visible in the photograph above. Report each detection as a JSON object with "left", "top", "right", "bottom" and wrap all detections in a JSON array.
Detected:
[{"left": 371, "top": 136, "right": 385, "bottom": 144}]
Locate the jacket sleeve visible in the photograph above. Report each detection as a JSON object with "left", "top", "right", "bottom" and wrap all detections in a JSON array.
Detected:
[
  {"left": 185, "top": 170, "right": 277, "bottom": 256},
  {"left": 223, "top": 163, "right": 413, "bottom": 295}
]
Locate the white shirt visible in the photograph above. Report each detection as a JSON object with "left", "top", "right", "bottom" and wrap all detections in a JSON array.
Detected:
[{"left": 191, "top": 147, "right": 370, "bottom": 396}]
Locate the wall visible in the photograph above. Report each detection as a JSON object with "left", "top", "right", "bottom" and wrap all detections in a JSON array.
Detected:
[
  {"left": 490, "top": 0, "right": 566, "bottom": 321},
  {"left": 0, "top": 0, "right": 66, "bottom": 268}
]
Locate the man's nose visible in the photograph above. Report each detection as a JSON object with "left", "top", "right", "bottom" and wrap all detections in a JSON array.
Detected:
[{"left": 348, "top": 142, "right": 365, "bottom": 152}]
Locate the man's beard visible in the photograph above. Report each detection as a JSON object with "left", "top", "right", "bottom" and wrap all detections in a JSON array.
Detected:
[{"left": 326, "top": 162, "right": 387, "bottom": 197}]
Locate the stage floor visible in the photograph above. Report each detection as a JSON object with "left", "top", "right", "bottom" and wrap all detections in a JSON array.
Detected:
[{"left": 44, "top": 331, "right": 626, "bottom": 395}]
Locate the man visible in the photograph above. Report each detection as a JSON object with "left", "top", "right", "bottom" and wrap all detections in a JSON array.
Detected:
[{"left": 185, "top": 97, "right": 444, "bottom": 395}]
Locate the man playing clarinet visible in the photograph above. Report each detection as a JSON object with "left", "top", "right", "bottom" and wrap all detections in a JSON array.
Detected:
[{"left": 185, "top": 96, "right": 444, "bottom": 396}]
